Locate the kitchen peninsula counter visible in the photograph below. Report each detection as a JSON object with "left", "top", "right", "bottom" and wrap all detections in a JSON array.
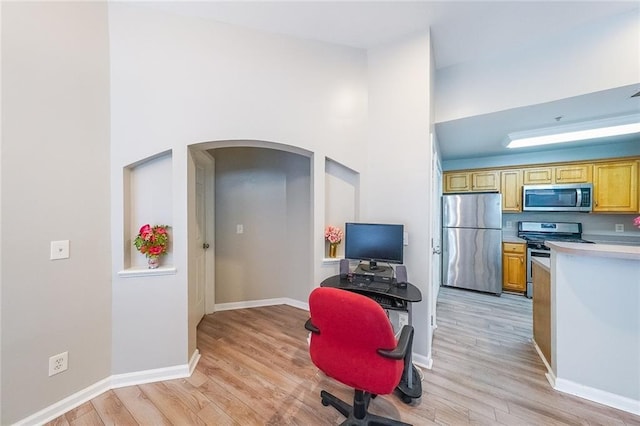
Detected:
[
  {"left": 546, "top": 240, "right": 640, "bottom": 260},
  {"left": 538, "top": 241, "right": 640, "bottom": 416}
]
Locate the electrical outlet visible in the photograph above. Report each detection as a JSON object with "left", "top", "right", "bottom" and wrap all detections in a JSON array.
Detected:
[
  {"left": 615, "top": 224, "right": 624, "bottom": 233},
  {"left": 236, "top": 224, "right": 244, "bottom": 234},
  {"left": 48, "top": 351, "right": 68, "bottom": 376},
  {"left": 506, "top": 221, "right": 513, "bottom": 228}
]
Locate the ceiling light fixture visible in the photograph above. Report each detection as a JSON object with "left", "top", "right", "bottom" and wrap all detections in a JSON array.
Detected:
[{"left": 506, "top": 114, "right": 640, "bottom": 149}]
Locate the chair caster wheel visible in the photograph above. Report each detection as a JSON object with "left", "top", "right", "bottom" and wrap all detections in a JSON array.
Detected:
[
  {"left": 401, "top": 395, "right": 412, "bottom": 404},
  {"left": 321, "top": 398, "right": 329, "bottom": 406}
]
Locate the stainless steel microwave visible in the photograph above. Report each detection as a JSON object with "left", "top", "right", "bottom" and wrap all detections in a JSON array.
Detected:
[{"left": 522, "top": 183, "right": 593, "bottom": 212}]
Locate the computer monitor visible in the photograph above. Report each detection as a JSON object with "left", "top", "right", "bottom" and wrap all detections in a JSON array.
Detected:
[{"left": 344, "top": 222, "right": 404, "bottom": 272}]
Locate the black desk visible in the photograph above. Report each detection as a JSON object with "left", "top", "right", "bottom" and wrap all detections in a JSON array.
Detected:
[
  {"left": 319, "top": 274, "right": 423, "bottom": 403},
  {"left": 320, "top": 275, "right": 421, "bottom": 306}
]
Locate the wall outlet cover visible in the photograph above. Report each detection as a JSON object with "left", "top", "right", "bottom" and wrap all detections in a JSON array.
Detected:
[
  {"left": 615, "top": 224, "right": 624, "bottom": 233},
  {"left": 48, "top": 351, "right": 68, "bottom": 376},
  {"left": 50, "top": 240, "right": 70, "bottom": 260}
]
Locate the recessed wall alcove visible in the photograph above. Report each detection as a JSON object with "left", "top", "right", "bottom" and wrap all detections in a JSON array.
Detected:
[
  {"left": 324, "top": 158, "right": 359, "bottom": 260},
  {"left": 120, "top": 150, "right": 176, "bottom": 276}
]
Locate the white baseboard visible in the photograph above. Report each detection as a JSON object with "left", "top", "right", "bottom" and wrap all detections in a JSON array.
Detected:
[
  {"left": 412, "top": 353, "right": 433, "bottom": 370},
  {"left": 15, "top": 350, "right": 201, "bottom": 426},
  {"left": 14, "top": 377, "right": 112, "bottom": 426},
  {"left": 110, "top": 360, "right": 192, "bottom": 389},
  {"left": 531, "top": 340, "right": 639, "bottom": 416},
  {"left": 532, "top": 340, "right": 556, "bottom": 387},
  {"left": 215, "top": 297, "right": 308, "bottom": 312},
  {"left": 554, "top": 378, "right": 640, "bottom": 416}
]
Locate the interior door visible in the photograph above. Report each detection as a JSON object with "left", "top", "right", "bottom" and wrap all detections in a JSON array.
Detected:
[
  {"left": 431, "top": 138, "right": 442, "bottom": 330},
  {"left": 194, "top": 164, "right": 207, "bottom": 322}
]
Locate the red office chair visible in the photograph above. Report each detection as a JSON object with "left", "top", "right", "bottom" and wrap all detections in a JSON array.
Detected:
[{"left": 305, "top": 287, "right": 414, "bottom": 425}]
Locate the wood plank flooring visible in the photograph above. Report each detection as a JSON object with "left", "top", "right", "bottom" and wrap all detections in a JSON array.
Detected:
[{"left": 46, "top": 287, "right": 640, "bottom": 425}]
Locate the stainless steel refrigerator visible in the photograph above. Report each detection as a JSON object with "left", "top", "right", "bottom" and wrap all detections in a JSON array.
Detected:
[{"left": 442, "top": 192, "right": 502, "bottom": 295}]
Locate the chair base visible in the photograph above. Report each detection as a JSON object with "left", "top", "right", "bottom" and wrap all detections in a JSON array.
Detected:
[{"left": 320, "top": 390, "right": 411, "bottom": 426}]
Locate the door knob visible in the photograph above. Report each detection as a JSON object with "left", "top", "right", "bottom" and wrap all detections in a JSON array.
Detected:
[
  {"left": 433, "top": 247, "right": 441, "bottom": 254},
  {"left": 203, "top": 243, "right": 210, "bottom": 249}
]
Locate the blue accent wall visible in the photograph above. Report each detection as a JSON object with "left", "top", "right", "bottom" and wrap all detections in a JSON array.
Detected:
[{"left": 442, "top": 139, "right": 640, "bottom": 171}]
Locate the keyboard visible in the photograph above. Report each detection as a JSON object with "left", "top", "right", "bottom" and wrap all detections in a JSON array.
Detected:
[
  {"left": 366, "top": 282, "right": 390, "bottom": 292},
  {"left": 368, "top": 294, "right": 394, "bottom": 309}
]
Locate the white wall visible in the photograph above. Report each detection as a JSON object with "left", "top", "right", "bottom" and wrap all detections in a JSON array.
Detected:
[
  {"left": 552, "top": 251, "right": 640, "bottom": 409},
  {"left": 1, "top": 3, "right": 111, "bottom": 423},
  {"left": 436, "top": 8, "right": 640, "bottom": 122},
  {"left": 366, "top": 31, "right": 434, "bottom": 363},
  {"left": 108, "top": 3, "right": 369, "bottom": 374}
]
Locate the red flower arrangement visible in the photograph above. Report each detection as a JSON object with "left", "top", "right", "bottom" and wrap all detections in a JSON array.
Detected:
[{"left": 134, "top": 224, "right": 170, "bottom": 258}]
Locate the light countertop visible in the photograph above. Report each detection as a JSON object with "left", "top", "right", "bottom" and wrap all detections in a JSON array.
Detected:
[
  {"left": 546, "top": 241, "right": 640, "bottom": 261},
  {"left": 503, "top": 235, "right": 526, "bottom": 244}
]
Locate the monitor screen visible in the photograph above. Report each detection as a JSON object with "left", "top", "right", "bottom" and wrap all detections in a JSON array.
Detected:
[{"left": 344, "top": 222, "right": 404, "bottom": 269}]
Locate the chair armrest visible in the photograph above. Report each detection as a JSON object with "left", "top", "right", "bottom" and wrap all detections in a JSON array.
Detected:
[
  {"left": 377, "top": 325, "right": 413, "bottom": 360},
  {"left": 305, "top": 318, "right": 320, "bottom": 334}
]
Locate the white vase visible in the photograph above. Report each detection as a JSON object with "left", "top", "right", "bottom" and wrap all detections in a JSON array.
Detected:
[{"left": 147, "top": 256, "right": 160, "bottom": 269}]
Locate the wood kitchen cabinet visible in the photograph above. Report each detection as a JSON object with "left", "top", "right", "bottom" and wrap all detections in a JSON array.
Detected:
[
  {"left": 444, "top": 172, "right": 471, "bottom": 192},
  {"left": 444, "top": 170, "right": 499, "bottom": 193},
  {"left": 500, "top": 169, "right": 522, "bottom": 212},
  {"left": 522, "top": 167, "right": 553, "bottom": 185},
  {"left": 444, "top": 156, "right": 639, "bottom": 214},
  {"left": 593, "top": 160, "right": 638, "bottom": 212},
  {"left": 523, "top": 164, "right": 591, "bottom": 184},
  {"left": 554, "top": 163, "right": 592, "bottom": 183},
  {"left": 502, "top": 242, "right": 526, "bottom": 293}
]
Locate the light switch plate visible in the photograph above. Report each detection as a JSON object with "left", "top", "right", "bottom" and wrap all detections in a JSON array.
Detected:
[{"left": 50, "top": 240, "right": 70, "bottom": 260}]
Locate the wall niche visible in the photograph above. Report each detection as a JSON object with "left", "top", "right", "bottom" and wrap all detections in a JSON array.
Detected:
[
  {"left": 325, "top": 158, "right": 359, "bottom": 259},
  {"left": 121, "top": 150, "right": 175, "bottom": 275}
]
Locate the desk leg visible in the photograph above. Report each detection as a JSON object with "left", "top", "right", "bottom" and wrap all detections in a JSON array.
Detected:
[{"left": 396, "top": 330, "right": 422, "bottom": 403}]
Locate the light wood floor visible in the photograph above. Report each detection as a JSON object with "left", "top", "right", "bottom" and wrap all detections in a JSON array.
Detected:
[{"left": 47, "top": 287, "right": 640, "bottom": 425}]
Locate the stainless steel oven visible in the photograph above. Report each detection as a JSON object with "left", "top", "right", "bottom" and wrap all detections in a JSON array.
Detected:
[
  {"left": 518, "top": 221, "right": 592, "bottom": 299},
  {"left": 526, "top": 247, "right": 550, "bottom": 298}
]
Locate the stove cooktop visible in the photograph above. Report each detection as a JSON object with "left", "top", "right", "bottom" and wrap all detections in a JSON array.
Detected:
[{"left": 517, "top": 221, "right": 593, "bottom": 248}]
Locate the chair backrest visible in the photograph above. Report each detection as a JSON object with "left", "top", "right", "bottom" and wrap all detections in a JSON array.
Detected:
[{"left": 307, "top": 287, "right": 404, "bottom": 395}]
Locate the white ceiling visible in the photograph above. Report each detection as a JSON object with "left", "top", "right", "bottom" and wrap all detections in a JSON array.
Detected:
[{"left": 143, "top": 1, "right": 640, "bottom": 160}]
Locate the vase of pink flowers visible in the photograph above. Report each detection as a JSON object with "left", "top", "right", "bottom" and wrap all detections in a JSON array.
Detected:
[
  {"left": 325, "top": 225, "right": 344, "bottom": 258},
  {"left": 634, "top": 216, "right": 640, "bottom": 230}
]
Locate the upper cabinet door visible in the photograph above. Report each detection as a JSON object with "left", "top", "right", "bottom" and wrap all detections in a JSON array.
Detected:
[
  {"left": 554, "top": 164, "right": 592, "bottom": 183},
  {"left": 444, "top": 172, "right": 471, "bottom": 192},
  {"left": 523, "top": 167, "right": 553, "bottom": 185},
  {"left": 500, "top": 170, "right": 522, "bottom": 212},
  {"left": 593, "top": 161, "right": 638, "bottom": 212},
  {"left": 472, "top": 171, "right": 499, "bottom": 192}
]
